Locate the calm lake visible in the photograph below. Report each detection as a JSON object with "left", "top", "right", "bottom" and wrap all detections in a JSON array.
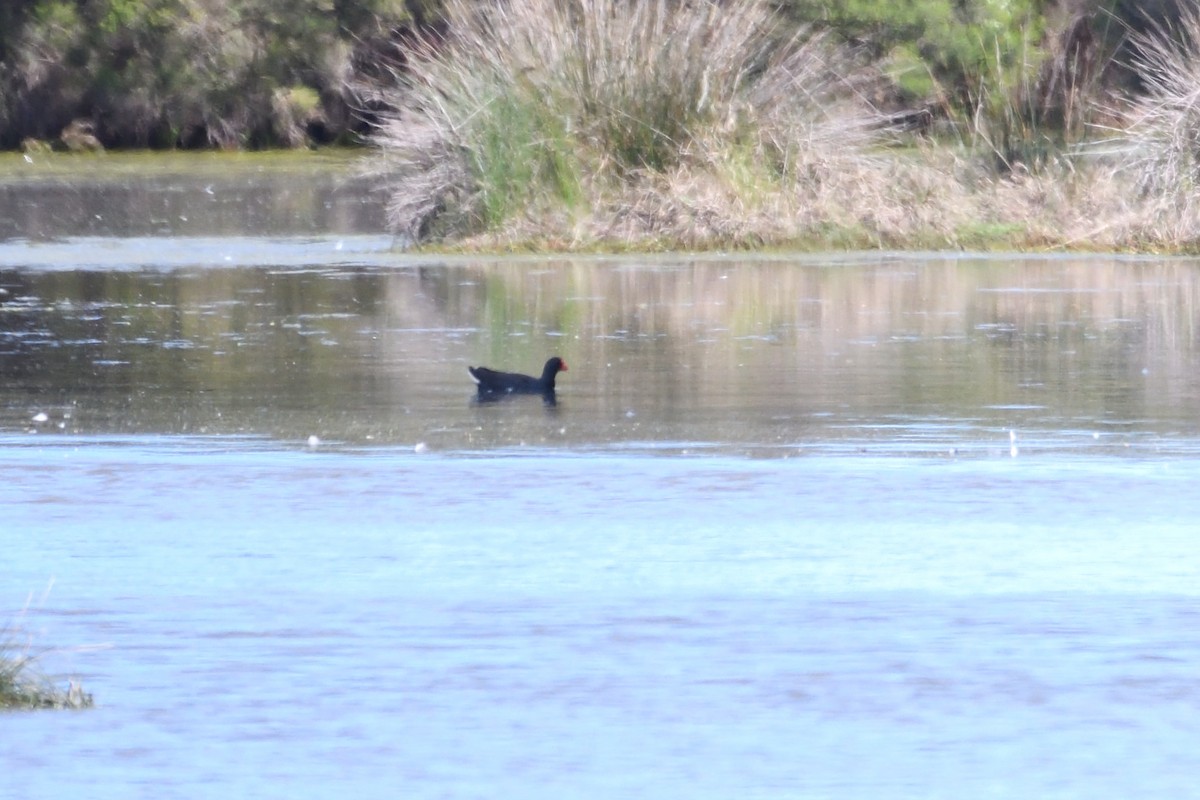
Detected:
[{"left": 3, "top": 153, "right": 1200, "bottom": 799}]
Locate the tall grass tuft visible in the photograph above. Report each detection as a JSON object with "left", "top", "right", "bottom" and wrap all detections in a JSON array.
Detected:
[
  {"left": 1120, "top": 7, "right": 1200, "bottom": 239},
  {"left": 373, "top": 0, "right": 880, "bottom": 245}
]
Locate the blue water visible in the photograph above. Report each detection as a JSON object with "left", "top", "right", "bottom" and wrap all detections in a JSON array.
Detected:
[
  {"left": 5, "top": 435, "right": 1200, "bottom": 799},
  {"left": 3, "top": 221, "right": 1200, "bottom": 796},
  {"left": 4, "top": 161, "right": 1198, "bottom": 798}
]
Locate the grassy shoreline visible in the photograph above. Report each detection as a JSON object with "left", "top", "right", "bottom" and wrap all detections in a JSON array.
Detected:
[
  {"left": 1, "top": 144, "right": 1195, "bottom": 255},
  {"left": 369, "top": 0, "right": 1200, "bottom": 256},
  {"left": 390, "top": 148, "right": 1200, "bottom": 257}
]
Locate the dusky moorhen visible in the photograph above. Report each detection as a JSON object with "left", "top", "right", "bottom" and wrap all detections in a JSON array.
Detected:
[{"left": 468, "top": 357, "right": 568, "bottom": 398}]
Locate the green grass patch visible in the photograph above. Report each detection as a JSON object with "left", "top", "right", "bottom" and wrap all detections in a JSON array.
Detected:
[{"left": 953, "top": 221, "right": 1030, "bottom": 249}]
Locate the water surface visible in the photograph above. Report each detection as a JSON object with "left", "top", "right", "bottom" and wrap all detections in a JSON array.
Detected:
[
  {"left": 4, "top": 242, "right": 1200, "bottom": 455},
  {"left": 3, "top": 156, "right": 1200, "bottom": 799}
]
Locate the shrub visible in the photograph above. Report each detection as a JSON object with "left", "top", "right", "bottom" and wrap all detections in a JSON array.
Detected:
[
  {"left": 786, "top": 0, "right": 1044, "bottom": 106},
  {"left": 0, "top": 0, "right": 418, "bottom": 149},
  {"left": 373, "top": 0, "right": 880, "bottom": 243},
  {"left": 786, "top": 1, "right": 1124, "bottom": 174}
]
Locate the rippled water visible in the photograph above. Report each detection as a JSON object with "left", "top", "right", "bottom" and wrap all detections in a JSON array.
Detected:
[{"left": 3, "top": 155, "right": 1200, "bottom": 799}]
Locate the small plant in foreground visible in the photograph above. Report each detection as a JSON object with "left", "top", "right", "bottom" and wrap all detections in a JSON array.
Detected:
[{"left": 1, "top": 618, "right": 93, "bottom": 711}]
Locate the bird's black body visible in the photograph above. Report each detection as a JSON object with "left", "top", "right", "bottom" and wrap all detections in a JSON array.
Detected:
[{"left": 468, "top": 357, "right": 568, "bottom": 402}]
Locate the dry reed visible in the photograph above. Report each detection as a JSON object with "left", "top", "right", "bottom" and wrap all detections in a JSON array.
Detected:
[
  {"left": 372, "top": 0, "right": 884, "bottom": 247},
  {"left": 1117, "top": 6, "right": 1200, "bottom": 243}
]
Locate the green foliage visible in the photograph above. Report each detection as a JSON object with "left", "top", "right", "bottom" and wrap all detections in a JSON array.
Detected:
[
  {"left": 0, "top": 0, "right": 1162, "bottom": 158},
  {"left": 789, "top": 0, "right": 1045, "bottom": 102},
  {"left": 99, "top": 0, "right": 145, "bottom": 33},
  {"left": 0, "top": 0, "right": 419, "bottom": 148},
  {"left": 788, "top": 0, "right": 1056, "bottom": 172}
]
